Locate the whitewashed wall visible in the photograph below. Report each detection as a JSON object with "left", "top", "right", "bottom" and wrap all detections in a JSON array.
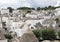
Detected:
[
  {"left": 0, "top": 39, "right": 7, "bottom": 42},
  {"left": 1, "top": 9, "right": 9, "bottom": 14}
]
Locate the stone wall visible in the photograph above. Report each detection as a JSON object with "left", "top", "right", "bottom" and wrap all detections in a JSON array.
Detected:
[
  {"left": 20, "top": 33, "right": 39, "bottom": 42},
  {"left": 41, "top": 40, "right": 60, "bottom": 42}
]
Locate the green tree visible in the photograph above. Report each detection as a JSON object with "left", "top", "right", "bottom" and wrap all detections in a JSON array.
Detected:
[
  {"left": 37, "top": 7, "right": 40, "bottom": 11},
  {"left": 4, "top": 34, "right": 13, "bottom": 42},
  {"left": 2, "top": 22, "right": 6, "bottom": 29},
  {"left": 31, "top": 8, "right": 35, "bottom": 10},
  {"left": 42, "top": 28, "right": 56, "bottom": 40},
  {"left": 47, "top": 5, "right": 55, "bottom": 10},
  {"left": 7, "top": 7, "right": 13, "bottom": 13},
  {"left": 17, "top": 7, "right": 35, "bottom": 10},
  {"left": 27, "top": 11, "right": 31, "bottom": 13},
  {"left": 44, "top": 7, "right": 47, "bottom": 10},
  {"left": 5, "top": 34, "right": 13, "bottom": 39},
  {"left": 2, "top": 22, "right": 6, "bottom": 26},
  {"left": 55, "top": 18, "right": 59, "bottom": 21},
  {"left": 55, "top": 18, "right": 59, "bottom": 23}
]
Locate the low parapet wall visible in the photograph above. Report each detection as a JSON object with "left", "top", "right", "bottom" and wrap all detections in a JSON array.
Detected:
[{"left": 0, "top": 39, "right": 7, "bottom": 42}]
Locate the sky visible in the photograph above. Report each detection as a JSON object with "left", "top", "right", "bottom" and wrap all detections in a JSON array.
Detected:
[{"left": 0, "top": 0, "right": 60, "bottom": 9}]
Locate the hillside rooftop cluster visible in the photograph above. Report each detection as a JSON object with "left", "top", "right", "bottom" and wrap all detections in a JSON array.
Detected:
[{"left": 0, "top": 6, "right": 60, "bottom": 42}]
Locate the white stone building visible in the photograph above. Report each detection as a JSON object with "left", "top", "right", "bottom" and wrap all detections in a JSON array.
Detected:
[
  {"left": 55, "top": 8, "right": 60, "bottom": 16},
  {"left": 26, "top": 13, "right": 38, "bottom": 18},
  {"left": 1, "top": 9, "right": 9, "bottom": 14}
]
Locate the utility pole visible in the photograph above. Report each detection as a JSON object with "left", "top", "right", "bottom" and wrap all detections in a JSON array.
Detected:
[
  {"left": 0, "top": 11, "right": 2, "bottom": 23},
  {"left": 0, "top": 11, "right": 2, "bottom": 29}
]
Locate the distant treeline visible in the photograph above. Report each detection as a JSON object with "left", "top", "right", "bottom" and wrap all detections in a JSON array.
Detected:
[
  {"left": 7, "top": 6, "right": 60, "bottom": 13},
  {"left": 17, "top": 7, "right": 35, "bottom": 10},
  {"left": 16, "top": 6, "right": 60, "bottom": 10},
  {"left": 37, "top": 6, "right": 60, "bottom": 10}
]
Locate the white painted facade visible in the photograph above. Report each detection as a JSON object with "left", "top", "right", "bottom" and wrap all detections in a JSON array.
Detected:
[
  {"left": 55, "top": 8, "right": 60, "bottom": 16},
  {"left": 1, "top": 9, "right": 9, "bottom": 14},
  {"left": 26, "top": 13, "right": 37, "bottom": 18},
  {"left": 13, "top": 10, "right": 20, "bottom": 14}
]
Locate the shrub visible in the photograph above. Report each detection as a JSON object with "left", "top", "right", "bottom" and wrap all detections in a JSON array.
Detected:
[
  {"left": 4, "top": 34, "right": 13, "bottom": 39},
  {"left": 57, "top": 31, "right": 60, "bottom": 38},
  {"left": 42, "top": 28, "right": 56, "bottom": 40},
  {"left": 27, "top": 11, "right": 31, "bottom": 13},
  {"left": 23, "top": 14, "right": 25, "bottom": 17},
  {"left": 32, "top": 29, "right": 41, "bottom": 40}
]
